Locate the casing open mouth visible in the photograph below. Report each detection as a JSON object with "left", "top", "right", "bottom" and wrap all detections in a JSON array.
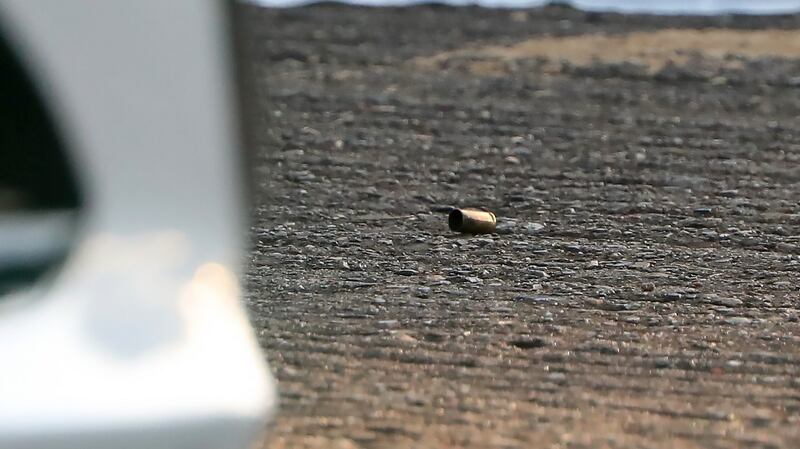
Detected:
[{"left": 448, "top": 208, "right": 496, "bottom": 234}]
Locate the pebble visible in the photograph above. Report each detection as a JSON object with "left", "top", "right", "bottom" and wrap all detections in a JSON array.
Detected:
[
  {"left": 693, "top": 207, "right": 713, "bottom": 216},
  {"left": 579, "top": 342, "right": 619, "bottom": 355},
  {"left": 750, "top": 412, "right": 773, "bottom": 428},
  {"left": 405, "top": 394, "right": 428, "bottom": 407},
  {"left": 565, "top": 244, "right": 583, "bottom": 253},
  {"left": 773, "top": 226, "right": 789, "bottom": 236},
  {"left": 709, "top": 296, "right": 743, "bottom": 307},
  {"left": 660, "top": 292, "right": 683, "bottom": 301},
  {"left": 514, "top": 294, "right": 559, "bottom": 303},
  {"left": 473, "top": 238, "right": 493, "bottom": 246},
  {"left": 530, "top": 270, "right": 549, "bottom": 279},
  {"left": 395, "top": 332, "right": 418, "bottom": 343},
  {"left": 510, "top": 146, "right": 532, "bottom": 156},
  {"left": 545, "top": 372, "right": 567, "bottom": 384},
  {"left": 725, "top": 316, "right": 752, "bottom": 325},
  {"left": 710, "top": 75, "right": 727, "bottom": 86},
  {"left": 509, "top": 337, "right": 548, "bottom": 349},
  {"left": 654, "top": 357, "right": 672, "bottom": 369},
  {"left": 595, "top": 287, "right": 616, "bottom": 297},
  {"left": 677, "top": 359, "right": 698, "bottom": 370},
  {"left": 524, "top": 222, "right": 545, "bottom": 234},
  {"left": 426, "top": 274, "right": 450, "bottom": 286},
  {"left": 495, "top": 221, "right": 517, "bottom": 235}
]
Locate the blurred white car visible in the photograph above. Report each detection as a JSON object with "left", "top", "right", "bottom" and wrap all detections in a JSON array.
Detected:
[{"left": 0, "top": 1, "right": 276, "bottom": 448}]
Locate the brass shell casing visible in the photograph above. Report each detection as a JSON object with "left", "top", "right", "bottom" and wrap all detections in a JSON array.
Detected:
[{"left": 448, "top": 208, "right": 497, "bottom": 234}]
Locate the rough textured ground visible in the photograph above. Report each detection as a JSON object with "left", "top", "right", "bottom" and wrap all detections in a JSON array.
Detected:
[{"left": 241, "top": 3, "right": 800, "bottom": 448}]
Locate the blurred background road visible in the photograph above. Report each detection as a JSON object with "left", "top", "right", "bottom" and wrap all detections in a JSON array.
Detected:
[{"left": 243, "top": 3, "right": 800, "bottom": 448}]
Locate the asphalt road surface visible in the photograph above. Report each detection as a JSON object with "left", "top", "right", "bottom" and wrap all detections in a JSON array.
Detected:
[{"left": 242, "top": 4, "right": 800, "bottom": 448}]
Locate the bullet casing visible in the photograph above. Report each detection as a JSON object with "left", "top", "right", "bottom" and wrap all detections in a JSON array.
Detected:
[{"left": 448, "top": 208, "right": 497, "bottom": 234}]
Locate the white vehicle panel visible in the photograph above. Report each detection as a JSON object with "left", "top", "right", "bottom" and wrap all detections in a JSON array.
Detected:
[{"left": 0, "top": 1, "right": 275, "bottom": 447}]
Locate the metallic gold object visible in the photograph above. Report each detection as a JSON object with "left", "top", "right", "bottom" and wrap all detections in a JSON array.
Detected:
[{"left": 448, "top": 208, "right": 497, "bottom": 234}]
